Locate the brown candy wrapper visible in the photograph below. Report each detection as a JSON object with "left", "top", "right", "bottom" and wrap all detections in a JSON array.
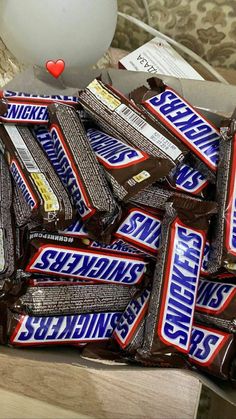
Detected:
[
  {"left": 189, "top": 323, "right": 236, "bottom": 380},
  {"left": 136, "top": 197, "right": 216, "bottom": 366},
  {"left": 86, "top": 127, "right": 172, "bottom": 201},
  {"left": 0, "top": 124, "right": 75, "bottom": 231},
  {"left": 129, "top": 77, "right": 220, "bottom": 182},
  {"left": 79, "top": 78, "right": 187, "bottom": 169},
  {"left": 208, "top": 116, "right": 236, "bottom": 273},
  {"left": 48, "top": 103, "right": 120, "bottom": 240}
]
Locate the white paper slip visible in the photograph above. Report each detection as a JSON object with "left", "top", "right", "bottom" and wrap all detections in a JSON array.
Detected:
[{"left": 119, "top": 36, "right": 204, "bottom": 81}]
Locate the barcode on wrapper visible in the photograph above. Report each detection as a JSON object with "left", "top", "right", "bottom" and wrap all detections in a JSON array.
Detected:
[
  {"left": 116, "top": 104, "right": 182, "bottom": 161},
  {"left": 4, "top": 125, "right": 39, "bottom": 173}
]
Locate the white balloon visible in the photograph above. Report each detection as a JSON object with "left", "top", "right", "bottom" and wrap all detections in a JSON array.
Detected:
[{"left": 0, "top": 0, "right": 117, "bottom": 69}]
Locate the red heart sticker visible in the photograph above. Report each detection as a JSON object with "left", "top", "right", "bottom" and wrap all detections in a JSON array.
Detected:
[{"left": 45, "top": 59, "right": 65, "bottom": 78}]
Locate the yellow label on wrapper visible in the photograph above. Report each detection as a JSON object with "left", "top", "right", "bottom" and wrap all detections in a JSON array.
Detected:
[
  {"left": 133, "top": 170, "right": 150, "bottom": 183},
  {"left": 87, "top": 79, "right": 121, "bottom": 111},
  {"left": 31, "top": 173, "right": 59, "bottom": 212}
]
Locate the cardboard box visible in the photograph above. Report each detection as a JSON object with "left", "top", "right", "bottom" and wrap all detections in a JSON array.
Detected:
[{"left": 2, "top": 68, "right": 236, "bottom": 418}]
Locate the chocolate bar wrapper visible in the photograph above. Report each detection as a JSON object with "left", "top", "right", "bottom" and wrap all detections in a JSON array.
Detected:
[
  {"left": 137, "top": 197, "right": 216, "bottom": 366},
  {"left": 86, "top": 128, "right": 174, "bottom": 201},
  {"left": 114, "top": 204, "right": 163, "bottom": 256},
  {"left": 167, "top": 163, "right": 209, "bottom": 198},
  {"left": 208, "top": 118, "right": 236, "bottom": 273},
  {"left": 23, "top": 231, "right": 149, "bottom": 286},
  {"left": 79, "top": 79, "right": 187, "bottom": 168},
  {"left": 60, "top": 218, "right": 89, "bottom": 239},
  {"left": 11, "top": 283, "right": 137, "bottom": 316},
  {"left": 0, "top": 124, "right": 75, "bottom": 230},
  {"left": 130, "top": 183, "right": 202, "bottom": 211},
  {"left": 0, "top": 154, "right": 15, "bottom": 280},
  {"left": 48, "top": 103, "right": 119, "bottom": 239},
  {"left": 27, "top": 276, "right": 96, "bottom": 287},
  {"left": 0, "top": 91, "right": 79, "bottom": 124},
  {"left": 189, "top": 323, "right": 236, "bottom": 380},
  {"left": 113, "top": 284, "right": 151, "bottom": 353},
  {"left": 0, "top": 309, "right": 123, "bottom": 346},
  {"left": 194, "top": 312, "right": 236, "bottom": 334},
  {"left": 196, "top": 277, "right": 236, "bottom": 321},
  {"left": 130, "top": 77, "right": 220, "bottom": 181},
  {"left": 82, "top": 238, "right": 147, "bottom": 258}
]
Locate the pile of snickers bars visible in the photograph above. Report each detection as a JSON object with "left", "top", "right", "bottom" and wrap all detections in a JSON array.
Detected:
[{"left": 0, "top": 75, "right": 236, "bottom": 383}]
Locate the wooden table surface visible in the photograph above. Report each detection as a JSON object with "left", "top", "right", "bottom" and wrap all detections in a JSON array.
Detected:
[{"left": 0, "top": 346, "right": 202, "bottom": 419}]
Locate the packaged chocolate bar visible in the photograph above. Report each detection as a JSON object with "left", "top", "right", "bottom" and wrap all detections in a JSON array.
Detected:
[
  {"left": 196, "top": 277, "right": 236, "bottom": 320},
  {"left": 113, "top": 284, "right": 151, "bottom": 352},
  {"left": 23, "top": 231, "right": 149, "bottom": 286},
  {"left": 0, "top": 124, "right": 75, "bottom": 231},
  {"left": 130, "top": 77, "right": 220, "bottom": 181},
  {"left": 136, "top": 197, "right": 216, "bottom": 366},
  {"left": 130, "top": 183, "right": 202, "bottom": 211},
  {"left": 11, "top": 283, "right": 137, "bottom": 316},
  {"left": 79, "top": 79, "right": 187, "bottom": 169},
  {"left": 189, "top": 323, "right": 236, "bottom": 380},
  {"left": 114, "top": 204, "right": 163, "bottom": 255},
  {"left": 32, "top": 126, "right": 66, "bottom": 184},
  {"left": 0, "top": 309, "right": 123, "bottom": 347},
  {"left": 0, "top": 91, "right": 79, "bottom": 124},
  {"left": 168, "top": 163, "right": 209, "bottom": 197},
  {"left": 0, "top": 155, "right": 15, "bottom": 280},
  {"left": 86, "top": 128, "right": 174, "bottom": 201},
  {"left": 194, "top": 311, "right": 236, "bottom": 334},
  {"left": 208, "top": 116, "right": 236, "bottom": 273},
  {"left": 48, "top": 103, "right": 119, "bottom": 239}
]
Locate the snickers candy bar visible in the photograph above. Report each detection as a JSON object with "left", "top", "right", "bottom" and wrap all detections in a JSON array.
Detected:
[
  {"left": 1, "top": 309, "right": 122, "bottom": 346},
  {"left": 114, "top": 204, "right": 163, "bottom": 256},
  {"left": 0, "top": 124, "right": 75, "bottom": 230},
  {"left": 168, "top": 163, "right": 209, "bottom": 197},
  {"left": 0, "top": 155, "right": 15, "bottom": 280},
  {"left": 208, "top": 118, "right": 236, "bottom": 273},
  {"left": 79, "top": 79, "right": 187, "bottom": 166},
  {"left": 137, "top": 197, "right": 216, "bottom": 366},
  {"left": 196, "top": 277, "right": 236, "bottom": 320},
  {"left": 130, "top": 183, "right": 202, "bottom": 211},
  {"left": 32, "top": 126, "right": 66, "bottom": 185},
  {"left": 0, "top": 91, "right": 79, "bottom": 124},
  {"left": 48, "top": 103, "right": 119, "bottom": 238},
  {"left": 11, "top": 283, "right": 137, "bottom": 316},
  {"left": 113, "top": 284, "right": 151, "bottom": 352},
  {"left": 189, "top": 323, "right": 236, "bottom": 380},
  {"left": 23, "top": 231, "right": 149, "bottom": 286},
  {"left": 130, "top": 77, "right": 220, "bottom": 180},
  {"left": 86, "top": 128, "right": 173, "bottom": 201}
]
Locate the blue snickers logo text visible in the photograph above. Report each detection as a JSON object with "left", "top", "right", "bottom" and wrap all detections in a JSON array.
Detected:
[
  {"left": 87, "top": 128, "right": 147, "bottom": 169},
  {"left": 175, "top": 164, "right": 208, "bottom": 195},
  {"left": 113, "top": 287, "right": 150, "bottom": 348},
  {"left": 33, "top": 126, "right": 66, "bottom": 182},
  {"left": 50, "top": 125, "right": 92, "bottom": 219},
  {"left": 1, "top": 102, "right": 49, "bottom": 123},
  {"left": 26, "top": 245, "right": 146, "bottom": 285},
  {"left": 10, "top": 160, "right": 37, "bottom": 209},
  {"left": 189, "top": 324, "right": 227, "bottom": 365},
  {"left": 2, "top": 90, "right": 78, "bottom": 104},
  {"left": 12, "top": 312, "right": 121, "bottom": 345},
  {"left": 159, "top": 221, "right": 204, "bottom": 352},
  {"left": 196, "top": 278, "right": 236, "bottom": 314},
  {"left": 115, "top": 208, "right": 162, "bottom": 253},
  {"left": 144, "top": 89, "right": 220, "bottom": 171}
]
